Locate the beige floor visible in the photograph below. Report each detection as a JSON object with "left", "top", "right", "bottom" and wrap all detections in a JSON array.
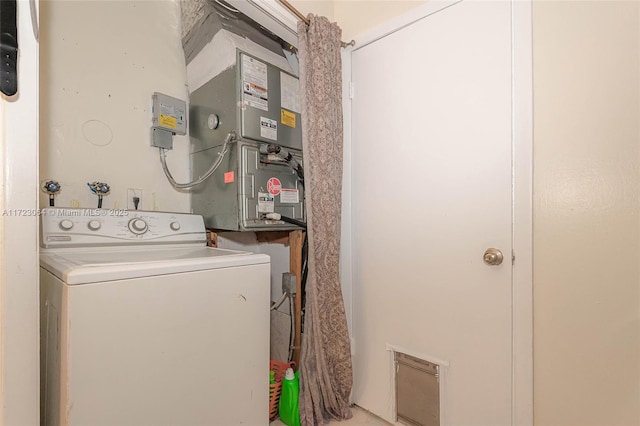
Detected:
[{"left": 270, "top": 405, "right": 390, "bottom": 425}]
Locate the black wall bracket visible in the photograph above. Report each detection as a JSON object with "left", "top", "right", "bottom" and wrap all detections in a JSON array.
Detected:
[{"left": 1, "top": 0, "right": 18, "bottom": 96}]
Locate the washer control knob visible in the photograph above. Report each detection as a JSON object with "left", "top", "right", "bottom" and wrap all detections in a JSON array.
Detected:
[
  {"left": 128, "top": 218, "right": 148, "bottom": 234},
  {"left": 59, "top": 219, "right": 73, "bottom": 230},
  {"left": 170, "top": 222, "right": 181, "bottom": 231},
  {"left": 87, "top": 220, "right": 101, "bottom": 231}
]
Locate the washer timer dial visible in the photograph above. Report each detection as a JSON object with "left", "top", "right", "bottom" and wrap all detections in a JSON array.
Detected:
[{"left": 128, "top": 218, "right": 149, "bottom": 235}]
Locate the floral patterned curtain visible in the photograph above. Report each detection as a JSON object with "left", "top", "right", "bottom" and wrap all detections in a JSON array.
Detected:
[{"left": 297, "top": 15, "right": 353, "bottom": 426}]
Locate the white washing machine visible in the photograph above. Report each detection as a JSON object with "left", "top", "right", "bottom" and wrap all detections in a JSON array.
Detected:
[{"left": 39, "top": 208, "right": 270, "bottom": 426}]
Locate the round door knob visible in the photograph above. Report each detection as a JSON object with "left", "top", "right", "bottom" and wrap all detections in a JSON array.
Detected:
[
  {"left": 87, "top": 220, "right": 101, "bottom": 231},
  {"left": 59, "top": 219, "right": 73, "bottom": 230},
  {"left": 483, "top": 248, "right": 504, "bottom": 266},
  {"left": 128, "top": 218, "right": 148, "bottom": 234}
]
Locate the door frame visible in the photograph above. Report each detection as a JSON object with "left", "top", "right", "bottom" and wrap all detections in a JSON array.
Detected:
[
  {"left": 340, "top": 1, "right": 533, "bottom": 424},
  {"left": 246, "top": 0, "right": 533, "bottom": 424},
  {"left": 1, "top": 0, "right": 40, "bottom": 423}
]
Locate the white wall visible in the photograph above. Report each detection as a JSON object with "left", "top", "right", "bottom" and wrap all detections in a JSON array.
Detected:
[
  {"left": 533, "top": 2, "right": 640, "bottom": 424},
  {"left": 289, "top": 0, "right": 334, "bottom": 22},
  {"left": 40, "top": 0, "right": 190, "bottom": 212},
  {"left": 334, "top": 0, "right": 424, "bottom": 40},
  {"left": 0, "top": 0, "right": 40, "bottom": 424},
  {"left": 289, "top": 0, "right": 424, "bottom": 41}
]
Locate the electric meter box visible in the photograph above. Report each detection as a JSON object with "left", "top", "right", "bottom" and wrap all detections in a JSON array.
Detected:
[
  {"left": 189, "top": 50, "right": 305, "bottom": 231},
  {"left": 191, "top": 140, "right": 304, "bottom": 231}
]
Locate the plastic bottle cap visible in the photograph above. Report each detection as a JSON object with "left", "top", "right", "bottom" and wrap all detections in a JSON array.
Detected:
[{"left": 284, "top": 367, "right": 295, "bottom": 380}]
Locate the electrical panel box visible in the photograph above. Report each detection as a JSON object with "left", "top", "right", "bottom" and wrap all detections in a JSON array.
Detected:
[
  {"left": 189, "top": 50, "right": 304, "bottom": 231},
  {"left": 152, "top": 92, "right": 187, "bottom": 135}
]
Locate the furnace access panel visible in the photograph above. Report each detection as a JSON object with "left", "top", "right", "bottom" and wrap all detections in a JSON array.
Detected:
[{"left": 190, "top": 50, "right": 305, "bottom": 231}]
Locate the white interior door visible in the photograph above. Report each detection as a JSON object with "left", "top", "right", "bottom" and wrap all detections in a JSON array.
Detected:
[{"left": 350, "top": 1, "right": 514, "bottom": 424}]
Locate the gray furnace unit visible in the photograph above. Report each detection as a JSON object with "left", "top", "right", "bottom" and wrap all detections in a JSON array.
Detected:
[{"left": 190, "top": 50, "right": 305, "bottom": 231}]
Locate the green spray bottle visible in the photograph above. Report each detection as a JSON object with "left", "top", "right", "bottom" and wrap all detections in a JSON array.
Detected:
[{"left": 278, "top": 367, "right": 300, "bottom": 426}]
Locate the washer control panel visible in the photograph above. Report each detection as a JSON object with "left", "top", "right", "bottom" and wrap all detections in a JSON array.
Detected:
[{"left": 40, "top": 208, "right": 207, "bottom": 248}]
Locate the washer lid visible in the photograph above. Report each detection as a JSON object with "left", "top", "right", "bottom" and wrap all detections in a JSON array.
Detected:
[{"left": 40, "top": 246, "right": 270, "bottom": 285}]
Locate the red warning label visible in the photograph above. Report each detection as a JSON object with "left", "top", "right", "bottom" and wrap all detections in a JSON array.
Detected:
[{"left": 267, "top": 177, "right": 282, "bottom": 196}]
